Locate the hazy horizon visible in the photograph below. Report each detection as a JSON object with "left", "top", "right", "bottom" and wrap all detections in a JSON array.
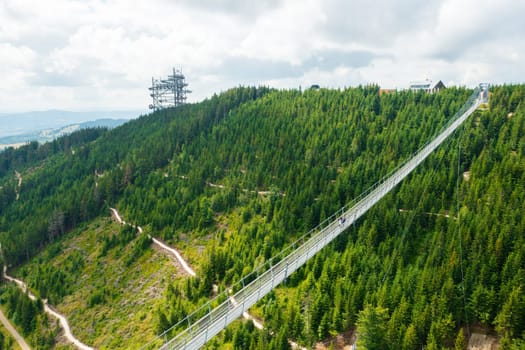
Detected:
[{"left": 0, "top": 110, "right": 144, "bottom": 138}]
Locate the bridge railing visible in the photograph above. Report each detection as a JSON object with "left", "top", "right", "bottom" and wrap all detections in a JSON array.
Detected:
[{"left": 141, "top": 86, "right": 484, "bottom": 350}]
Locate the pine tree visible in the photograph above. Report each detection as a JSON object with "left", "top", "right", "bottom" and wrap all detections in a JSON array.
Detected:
[
  {"left": 454, "top": 329, "right": 466, "bottom": 350},
  {"left": 356, "top": 305, "right": 389, "bottom": 350}
]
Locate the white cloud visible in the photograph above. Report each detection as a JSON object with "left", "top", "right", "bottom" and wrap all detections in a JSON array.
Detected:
[
  {"left": 0, "top": 43, "right": 35, "bottom": 68},
  {"left": 0, "top": 0, "right": 524, "bottom": 111},
  {"left": 232, "top": 0, "right": 325, "bottom": 63}
]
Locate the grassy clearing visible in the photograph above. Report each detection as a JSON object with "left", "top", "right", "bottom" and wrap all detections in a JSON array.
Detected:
[{"left": 15, "top": 217, "right": 182, "bottom": 349}]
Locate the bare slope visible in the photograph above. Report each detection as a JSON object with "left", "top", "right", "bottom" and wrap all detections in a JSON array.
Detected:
[{"left": 13, "top": 218, "right": 181, "bottom": 348}]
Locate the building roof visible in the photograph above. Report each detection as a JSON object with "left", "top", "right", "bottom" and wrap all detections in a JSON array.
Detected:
[
  {"left": 409, "top": 79, "right": 445, "bottom": 91},
  {"left": 410, "top": 79, "right": 432, "bottom": 90}
]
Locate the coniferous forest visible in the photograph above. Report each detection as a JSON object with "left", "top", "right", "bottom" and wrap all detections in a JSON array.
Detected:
[{"left": 0, "top": 84, "right": 524, "bottom": 349}]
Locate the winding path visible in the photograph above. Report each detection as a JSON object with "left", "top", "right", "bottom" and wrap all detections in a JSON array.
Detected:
[
  {"left": 0, "top": 308, "right": 31, "bottom": 350},
  {"left": 14, "top": 170, "right": 22, "bottom": 200},
  {"left": 109, "top": 209, "right": 306, "bottom": 347},
  {"left": 206, "top": 181, "right": 285, "bottom": 197},
  {"left": 109, "top": 208, "right": 196, "bottom": 276},
  {"left": 229, "top": 295, "right": 307, "bottom": 350},
  {"left": 398, "top": 208, "right": 457, "bottom": 220},
  {"left": 228, "top": 296, "right": 264, "bottom": 330},
  {"left": 109, "top": 208, "right": 309, "bottom": 348},
  {"left": 150, "top": 238, "right": 196, "bottom": 277},
  {"left": 3, "top": 266, "right": 93, "bottom": 350}
]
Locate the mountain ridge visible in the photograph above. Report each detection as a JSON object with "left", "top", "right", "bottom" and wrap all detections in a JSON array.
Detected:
[{"left": 0, "top": 85, "right": 523, "bottom": 349}]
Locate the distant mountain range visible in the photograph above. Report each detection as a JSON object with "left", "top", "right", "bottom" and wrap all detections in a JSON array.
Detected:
[
  {"left": 0, "top": 109, "right": 145, "bottom": 138},
  {"left": 0, "top": 119, "right": 131, "bottom": 150},
  {"left": 0, "top": 109, "right": 145, "bottom": 150}
]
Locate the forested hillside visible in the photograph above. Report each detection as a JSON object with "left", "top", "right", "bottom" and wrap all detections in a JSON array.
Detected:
[{"left": 0, "top": 85, "right": 523, "bottom": 349}]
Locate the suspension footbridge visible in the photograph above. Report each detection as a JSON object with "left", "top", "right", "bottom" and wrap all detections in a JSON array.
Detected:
[{"left": 145, "top": 85, "right": 488, "bottom": 350}]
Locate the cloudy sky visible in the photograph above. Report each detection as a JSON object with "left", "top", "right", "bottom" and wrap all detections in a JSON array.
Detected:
[{"left": 1, "top": 0, "right": 524, "bottom": 112}]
